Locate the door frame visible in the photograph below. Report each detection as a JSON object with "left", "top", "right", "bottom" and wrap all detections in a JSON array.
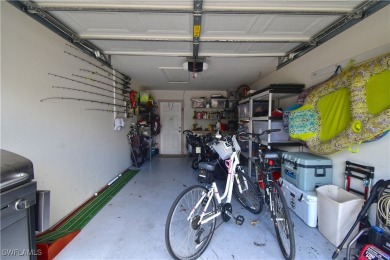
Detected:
[{"left": 157, "top": 99, "right": 184, "bottom": 155}]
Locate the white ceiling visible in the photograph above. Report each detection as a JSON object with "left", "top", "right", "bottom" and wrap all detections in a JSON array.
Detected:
[{"left": 27, "top": 0, "right": 385, "bottom": 91}]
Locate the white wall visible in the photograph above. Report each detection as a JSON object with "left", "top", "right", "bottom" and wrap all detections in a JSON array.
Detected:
[
  {"left": 251, "top": 6, "right": 390, "bottom": 220},
  {"left": 148, "top": 90, "right": 227, "bottom": 152},
  {"left": 1, "top": 2, "right": 136, "bottom": 226}
]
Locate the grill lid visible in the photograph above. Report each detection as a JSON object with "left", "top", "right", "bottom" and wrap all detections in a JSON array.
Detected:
[{"left": 0, "top": 149, "right": 34, "bottom": 192}]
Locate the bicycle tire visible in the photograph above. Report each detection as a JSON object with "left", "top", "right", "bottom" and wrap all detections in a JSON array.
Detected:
[
  {"left": 233, "top": 169, "right": 263, "bottom": 214},
  {"left": 192, "top": 158, "right": 199, "bottom": 170},
  {"left": 271, "top": 182, "right": 295, "bottom": 260},
  {"left": 165, "top": 185, "right": 217, "bottom": 260}
]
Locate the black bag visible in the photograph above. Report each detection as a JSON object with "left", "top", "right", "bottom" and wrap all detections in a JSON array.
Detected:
[
  {"left": 132, "top": 147, "right": 144, "bottom": 167},
  {"left": 151, "top": 114, "right": 161, "bottom": 135},
  {"left": 198, "top": 169, "right": 215, "bottom": 183}
]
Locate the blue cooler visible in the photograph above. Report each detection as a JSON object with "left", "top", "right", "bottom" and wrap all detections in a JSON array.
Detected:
[{"left": 281, "top": 152, "right": 332, "bottom": 191}]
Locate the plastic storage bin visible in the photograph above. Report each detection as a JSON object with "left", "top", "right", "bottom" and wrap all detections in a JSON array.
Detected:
[
  {"left": 252, "top": 121, "right": 290, "bottom": 142},
  {"left": 252, "top": 101, "right": 269, "bottom": 117},
  {"left": 191, "top": 98, "right": 206, "bottom": 108},
  {"left": 316, "top": 185, "right": 364, "bottom": 248},
  {"left": 238, "top": 102, "right": 249, "bottom": 118},
  {"left": 281, "top": 178, "right": 317, "bottom": 227},
  {"left": 212, "top": 141, "right": 233, "bottom": 160},
  {"left": 211, "top": 98, "right": 226, "bottom": 108}
]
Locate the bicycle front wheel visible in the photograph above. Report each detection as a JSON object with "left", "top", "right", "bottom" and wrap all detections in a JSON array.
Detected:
[
  {"left": 165, "top": 185, "right": 216, "bottom": 260},
  {"left": 271, "top": 182, "right": 295, "bottom": 260},
  {"left": 233, "top": 169, "right": 263, "bottom": 214}
]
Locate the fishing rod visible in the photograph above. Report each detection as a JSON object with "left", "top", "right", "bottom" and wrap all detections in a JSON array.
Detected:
[
  {"left": 66, "top": 43, "right": 130, "bottom": 81},
  {"left": 72, "top": 73, "right": 128, "bottom": 93},
  {"left": 80, "top": 69, "right": 129, "bottom": 88},
  {"left": 48, "top": 73, "right": 128, "bottom": 98},
  {"left": 64, "top": 50, "right": 129, "bottom": 82},
  {"left": 85, "top": 108, "right": 130, "bottom": 114},
  {"left": 52, "top": 86, "right": 129, "bottom": 102},
  {"left": 41, "top": 97, "right": 128, "bottom": 108}
]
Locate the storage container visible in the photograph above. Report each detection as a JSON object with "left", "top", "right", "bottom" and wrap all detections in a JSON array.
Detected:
[
  {"left": 238, "top": 102, "right": 249, "bottom": 118},
  {"left": 281, "top": 178, "right": 317, "bottom": 227},
  {"left": 281, "top": 152, "right": 332, "bottom": 191},
  {"left": 212, "top": 140, "right": 233, "bottom": 160},
  {"left": 191, "top": 98, "right": 206, "bottom": 108},
  {"left": 211, "top": 98, "right": 226, "bottom": 108},
  {"left": 252, "top": 101, "right": 269, "bottom": 117},
  {"left": 316, "top": 185, "right": 364, "bottom": 247},
  {"left": 252, "top": 121, "right": 290, "bottom": 142}
]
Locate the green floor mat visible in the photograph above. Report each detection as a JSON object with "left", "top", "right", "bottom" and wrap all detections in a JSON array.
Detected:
[{"left": 36, "top": 169, "right": 138, "bottom": 244}]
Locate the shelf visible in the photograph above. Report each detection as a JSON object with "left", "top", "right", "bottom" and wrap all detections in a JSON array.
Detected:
[
  {"left": 250, "top": 84, "right": 304, "bottom": 98},
  {"left": 251, "top": 116, "right": 267, "bottom": 121},
  {"left": 194, "top": 118, "right": 235, "bottom": 120},
  {"left": 263, "top": 140, "right": 304, "bottom": 146},
  {"left": 192, "top": 97, "right": 238, "bottom": 132},
  {"left": 237, "top": 84, "right": 304, "bottom": 179},
  {"left": 192, "top": 107, "right": 236, "bottom": 110}
]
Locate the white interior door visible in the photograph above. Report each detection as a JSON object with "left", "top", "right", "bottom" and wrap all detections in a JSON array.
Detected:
[{"left": 160, "top": 102, "right": 182, "bottom": 155}]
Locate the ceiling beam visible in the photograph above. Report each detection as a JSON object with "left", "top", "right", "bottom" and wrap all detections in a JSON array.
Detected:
[
  {"left": 192, "top": 0, "right": 203, "bottom": 59},
  {"left": 37, "top": 3, "right": 352, "bottom": 15},
  {"left": 6, "top": 0, "right": 131, "bottom": 80},
  {"left": 278, "top": 0, "right": 390, "bottom": 69},
  {"left": 81, "top": 35, "right": 308, "bottom": 43},
  {"left": 103, "top": 51, "right": 286, "bottom": 57}
]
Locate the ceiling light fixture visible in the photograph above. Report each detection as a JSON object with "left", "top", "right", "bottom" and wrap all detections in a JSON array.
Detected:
[{"left": 183, "top": 60, "right": 208, "bottom": 73}]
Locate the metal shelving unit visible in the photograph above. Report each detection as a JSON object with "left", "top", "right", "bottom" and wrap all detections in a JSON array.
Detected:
[{"left": 238, "top": 84, "right": 305, "bottom": 178}]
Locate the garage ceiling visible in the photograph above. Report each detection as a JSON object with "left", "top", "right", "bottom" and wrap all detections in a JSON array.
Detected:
[{"left": 11, "top": 0, "right": 388, "bottom": 91}]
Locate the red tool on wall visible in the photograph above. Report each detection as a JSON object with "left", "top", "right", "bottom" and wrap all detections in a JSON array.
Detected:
[{"left": 130, "top": 90, "right": 138, "bottom": 109}]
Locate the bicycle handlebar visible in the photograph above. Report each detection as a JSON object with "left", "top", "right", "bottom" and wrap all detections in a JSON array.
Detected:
[
  {"left": 248, "top": 129, "right": 281, "bottom": 136},
  {"left": 183, "top": 130, "right": 194, "bottom": 136},
  {"left": 237, "top": 129, "right": 280, "bottom": 141}
]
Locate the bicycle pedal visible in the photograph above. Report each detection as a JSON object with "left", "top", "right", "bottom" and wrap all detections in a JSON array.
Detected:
[{"left": 235, "top": 215, "right": 244, "bottom": 225}]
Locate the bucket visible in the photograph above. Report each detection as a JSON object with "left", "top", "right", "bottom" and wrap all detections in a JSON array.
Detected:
[{"left": 316, "top": 185, "right": 364, "bottom": 247}]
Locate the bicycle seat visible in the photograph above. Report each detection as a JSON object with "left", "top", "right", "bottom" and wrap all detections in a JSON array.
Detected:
[{"left": 264, "top": 152, "right": 279, "bottom": 159}]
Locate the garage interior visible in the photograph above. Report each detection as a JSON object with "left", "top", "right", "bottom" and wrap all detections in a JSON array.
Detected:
[{"left": 1, "top": 0, "right": 389, "bottom": 260}]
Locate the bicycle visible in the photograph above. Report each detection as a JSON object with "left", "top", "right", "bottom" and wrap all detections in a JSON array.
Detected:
[
  {"left": 165, "top": 132, "right": 262, "bottom": 260},
  {"left": 247, "top": 129, "right": 295, "bottom": 260},
  {"left": 183, "top": 130, "right": 218, "bottom": 170}
]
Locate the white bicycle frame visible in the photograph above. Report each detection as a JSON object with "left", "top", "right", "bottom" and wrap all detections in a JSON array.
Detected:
[{"left": 186, "top": 135, "right": 248, "bottom": 225}]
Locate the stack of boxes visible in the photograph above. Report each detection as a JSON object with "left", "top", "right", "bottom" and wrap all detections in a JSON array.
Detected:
[{"left": 280, "top": 152, "right": 333, "bottom": 227}]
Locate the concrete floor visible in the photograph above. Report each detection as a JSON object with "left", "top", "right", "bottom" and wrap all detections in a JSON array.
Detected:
[{"left": 55, "top": 156, "right": 353, "bottom": 260}]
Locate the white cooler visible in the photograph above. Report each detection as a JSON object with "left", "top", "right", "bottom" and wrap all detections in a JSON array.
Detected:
[{"left": 281, "top": 178, "right": 318, "bottom": 227}]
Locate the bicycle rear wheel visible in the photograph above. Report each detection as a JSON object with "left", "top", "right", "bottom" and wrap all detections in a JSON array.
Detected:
[
  {"left": 271, "top": 182, "right": 295, "bottom": 260},
  {"left": 233, "top": 169, "right": 263, "bottom": 214},
  {"left": 191, "top": 158, "right": 199, "bottom": 170},
  {"left": 165, "top": 185, "right": 216, "bottom": 260}
]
